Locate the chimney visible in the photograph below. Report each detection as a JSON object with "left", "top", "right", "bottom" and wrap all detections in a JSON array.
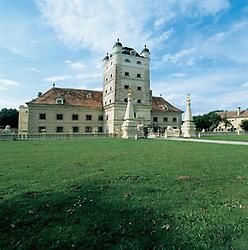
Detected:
[
  {"left": 38, "top": 92, "right": 42, "bottom": 97},
  {"left": 237, "top": 107, "right": 241, "bottom": 116}
]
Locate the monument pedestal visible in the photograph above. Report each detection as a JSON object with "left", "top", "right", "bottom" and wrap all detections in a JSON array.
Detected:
[{"left": 181, "top": 121, "right": 196, "bottom": 137}]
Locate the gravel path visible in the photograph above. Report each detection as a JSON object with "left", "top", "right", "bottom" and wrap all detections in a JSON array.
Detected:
[{"left": 164, "top": 137, "right": 248, "bottom": 146}]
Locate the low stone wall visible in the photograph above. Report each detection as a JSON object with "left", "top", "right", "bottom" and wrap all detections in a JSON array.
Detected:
[{"left": 0, "top": 133, "right": 111, "bottom": 141}]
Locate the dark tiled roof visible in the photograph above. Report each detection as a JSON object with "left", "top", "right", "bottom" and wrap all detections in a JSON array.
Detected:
[
  {"left": 152, "top": 96, "right": 182, "bottom": 113},
  {"left": 27, "top": 88, "right": 103, "bottom": 108},
  {"left": 27, "top": 87, "right": 182, "bottom": 112},
  {"left": 122, "top": 47, "right": 141, "bottom": 57},
  {"left": 217, "top": 110, "right": 248, "bottom": 118}
]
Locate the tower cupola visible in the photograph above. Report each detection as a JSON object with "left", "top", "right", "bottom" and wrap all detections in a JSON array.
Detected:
[
  {"left": 141, "top": 45, "right": 150, "bottom": 58},
  {"left": 103, "top": 53, "right": 109, "bottom": 63},
  {"left": 112, "top": 39, "right": 122, "bottom": 53}
]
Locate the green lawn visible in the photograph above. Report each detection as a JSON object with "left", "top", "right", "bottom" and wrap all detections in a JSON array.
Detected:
[
  {"left": 200, "top": 134, "right": 248, "bottom": 142},
  {"left": 0, "top": 139, "right": 248, "bottom": 249}
]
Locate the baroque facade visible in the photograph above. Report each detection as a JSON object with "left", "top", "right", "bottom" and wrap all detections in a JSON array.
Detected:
[
  {"left": 215, "top": 108, "right": 248, "bottom": 132},
  {"left": 18, "top": 40, "right": 182, "bottom": 135}
]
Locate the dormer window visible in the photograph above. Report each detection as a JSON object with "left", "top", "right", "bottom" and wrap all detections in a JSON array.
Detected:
[
  {"left": 125, "top": 58, "right": 130, "bottom": 63},
  {"left": 56, "top": 98, "right": 64, "bottom": 104},
  {"left": 130, "top": 50, "right": 136, "bottom": 56}
]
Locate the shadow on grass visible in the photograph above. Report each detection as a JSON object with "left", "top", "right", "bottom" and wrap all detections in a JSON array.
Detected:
[{"left": 0, "top": 180, "right": 242, "bottom": 250}]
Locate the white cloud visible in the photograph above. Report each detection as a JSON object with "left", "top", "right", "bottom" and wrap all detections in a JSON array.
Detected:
[
  {"left": 44, "top": 75, "right": 70, "bottom": 82},
  {"left": 36, "top": 0, "right": 229, "bottom": 53},
  {"left": 65, "top": 61, "right": 86, "bottom": 71},
  {"left": 0, "top": 79, "right": 20, "bottom": 90},
  {"left": 241, "top": 81, "right": 248, "bottom": 88},
  {"left": 26, "top": 67, "right": 40, "bottom": 72}
]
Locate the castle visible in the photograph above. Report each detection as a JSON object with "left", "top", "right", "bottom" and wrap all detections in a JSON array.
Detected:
[{"left": 18, "top": 40, "right": 182, "bottom": 135}]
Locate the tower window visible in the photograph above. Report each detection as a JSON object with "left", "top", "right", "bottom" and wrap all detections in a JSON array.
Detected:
[
  {"left": 153, "top": 117, "right": 158, "bottom": 122},
  {"left": 72, "top": 114, "right": 78, "bottom": 120},
  {"left": 39, "top": 126, "right": 46, "bottom": 133},
  {"left": 57, "top": 114, "right": 63, "bottom": 120},
  {"left": 137, "top": 86, "right": 142, "bottom": 90},
  {"left": 124, "top": 98, "right": 128, "bottom": 102},
  {"left": 110, "top": 87, "right": 112, "bottom": 91},
  {"left": 98, "top": 127, "right": 103, "bottom": 133},
  {"left": 136, "top": 61, "right": 142, "bottom": 65},
  {"left": 164, "top": 117, "right": 168, "bottom": 122},
  {"left": 39, "top": 113, "right": 46, "bottom": 120},
  {"left": 105, "top": 101, "right": 107, "bottom": 105},
  {"left": 173, "top": 117, "right": 177, "bottom": 122},
  {"left": 137, "top": 73, "right": 141, "bottom": 78},
  {"left": 110, "top": 74, "right": 112, "bottom": 78},
  {"left": 85, "top": 126, "right": 92, "bottom": 133},
  {"left": 124, "top": 85, "right": 129, "bottom": 89},
  {"left": 106, "top": 115, "right": 108, "bottom": 120},
  {"left": 86, "top": 115, "right": 92, "bottom": 121},
  {"left": 73, "top": 127, "right": 79, "bottom": 133},
  {"left": 56, "top": 127, "right": 63, "bottom": 133},
  {"left": 105, "top": 90, "right": 107, "bottom": 94},
  {"left": 137, "top": 99, "right": 141, "bottom": 103},
  {"left": 98, "top": 115, "right": 103, "bottom": 121},
  {"left": 106, "top": 78, "right": 108, "bottom": 82},
  {"left": 109, "top": 99, "right": 111, "bottom": 103},
  {"left": 125, "top": 72, "right": 130, "bottom": 76},
  {"left": 125, "top": 58, "right": 130, "bottom": 63}
]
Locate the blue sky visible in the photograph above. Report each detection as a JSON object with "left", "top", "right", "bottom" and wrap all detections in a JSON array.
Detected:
[{"left": 0, "top": 0, "right": 247, "bottom": 114}]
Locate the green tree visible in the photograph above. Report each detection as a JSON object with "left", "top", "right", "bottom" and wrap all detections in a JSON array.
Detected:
[
  {"left": 240, "top": 120, "right": 248, "bottom": 132},
  {"left": 0, "top": 108, "right": 19, "bottom": 129},
  {"left": 193, "top": 111, "right": 222, "bottom": 131}
]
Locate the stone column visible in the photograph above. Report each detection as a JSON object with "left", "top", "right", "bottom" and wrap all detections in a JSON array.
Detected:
[
  {"left": 121, "top": 93, "right": 137, "bottom": 139},
  {"left": 181, "top": 94, "right": 196, "bottom": 137}
]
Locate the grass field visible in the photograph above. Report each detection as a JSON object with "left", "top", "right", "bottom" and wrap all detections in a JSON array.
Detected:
[
  {"left": 200, "top": 134, "right": 248, "bottom": 142},
  {"left": 0, "top": 138, "right": 248, "bottom": 249}
]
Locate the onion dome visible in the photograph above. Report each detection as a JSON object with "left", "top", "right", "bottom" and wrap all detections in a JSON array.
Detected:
[
  {"left": 142, "top": 44, "right": 149, "bottom": 53},
  {"left": 103, "top": 53, "right": 109, "bottom": 62},
  {"left": 113, "top": 38, "right": 122, "bottom": 48}
]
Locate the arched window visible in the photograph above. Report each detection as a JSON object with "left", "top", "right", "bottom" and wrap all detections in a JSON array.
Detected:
[{"left": 136, "top": 61, "right": 142, "bottom": 65}]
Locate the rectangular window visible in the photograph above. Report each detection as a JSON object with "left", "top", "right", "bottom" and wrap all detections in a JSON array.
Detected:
[
  {"left": 173, "top": 117, "right": 177, "bottom": 122},
  {"left": 106, "top": 114, "right": 108, "bottom": 120},
  {"left": 86, "top": 115, "right": 92, "bottom": 121},
  {"left": 164, "top": 117, "right": 168, "bottom": 122},
  {"left": 98, "top": 115, "right": 103, "bottom": 121},
  {"left": 137, "top": 99, "right": 141, "bottom": 103},
  {"left": 73, "top": 126, "right": 79, "bottom": 133},
  {"left": 98, "top": 126, "right": 103, "bottom": 133},
  {"left": 125, "top": 72, "right": 130, "bottom": 76},
  {"left": 85, "top": 126, "right": 92, "bottom": 133},
  {"left": 57, "top": 114, "right": 63, "bottom": 120},
  {"left": 137, "top": 86, "right": 142, "bottom": 90},
  {"left": 38, "top": 126, "right": 46, "bottom": 133},
  {"left": 124, "top": 98, "right": 128, "bottom": 102},
  {"left": 56, "top": 127, "right": 63, "bottom": 133},
  {"left": 72, "top": 114, "right": 78, "bottom": 120},
  {"left": 124, "top": 85, "right": 129, "bottom": 89},
  {"left": 137, "top": 73, "right": 141, "bottom": 78},
  {"left": 153, "top": 117, "right": 158, "bottom": 122},
  {"left": 39, "top": 113, "right": 46, "bottom": 120}
]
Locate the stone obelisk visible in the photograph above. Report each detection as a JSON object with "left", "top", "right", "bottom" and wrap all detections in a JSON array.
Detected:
[
  {"left": 121, "top": 92, "right": 137, "bottom": 139},
  {"left": 181, "top": 94, "right": 196, "bottom": 137}
]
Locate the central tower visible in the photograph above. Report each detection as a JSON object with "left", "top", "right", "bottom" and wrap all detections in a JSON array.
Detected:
[{"left": 103, "top": 39, "right": 151, "bottom": 134}]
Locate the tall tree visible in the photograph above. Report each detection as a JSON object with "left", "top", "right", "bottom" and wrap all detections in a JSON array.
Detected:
[
  {"left": 240, "top": 120, "right": 248, "bottom": 132},
  {"left": 193, "top": 111, "right": 222, "bottom": 131},
  {"left": 0, "top": 108, "right": 19, "bottom": 129}
]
